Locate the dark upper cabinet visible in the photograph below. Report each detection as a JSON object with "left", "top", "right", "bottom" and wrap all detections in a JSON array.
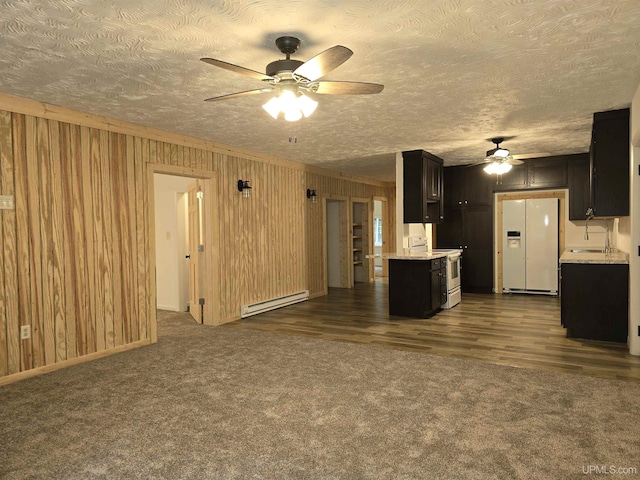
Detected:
[
  {"left": 494, "top": 163, "right": 528, "bottom": 190},
  {"left": 494, "top": 158, "right": 568, "bottom": 191},
  {"left": 590, "top": 108, "right": 630, "bottom": 217},
  {"left": 568, "top": 153, "right": 591, "bottom": 220},
  {"left": 442, "top": 164, "right": 493, "bottom": 207},
  {"left": 403, "top": 150, "right": 444, "bottom": 224},
  {"left": 528, "top": 158, "right": 568, "bottom": 188},
  {"left": 462, "top": 164, "right": 494, "bottom": 206}
]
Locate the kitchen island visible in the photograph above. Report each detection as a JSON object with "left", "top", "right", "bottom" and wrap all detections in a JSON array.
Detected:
[
  {"left": 560, "top": 250, "right": 629, "bottom": 343},
  {"left": 388, "top": 252, "right": 449, "bottom": 318}
]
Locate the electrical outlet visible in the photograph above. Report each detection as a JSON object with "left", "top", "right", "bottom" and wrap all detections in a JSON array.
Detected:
[{"left": 20, "top": 325, "right": 31, "bottom": 340}]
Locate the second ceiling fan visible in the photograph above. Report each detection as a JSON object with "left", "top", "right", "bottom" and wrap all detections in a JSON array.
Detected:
[{"left": 201, "top": 36, "right": 384, "bottom": 121}]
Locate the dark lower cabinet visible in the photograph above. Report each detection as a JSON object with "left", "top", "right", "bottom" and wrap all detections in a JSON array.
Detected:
[
  {"left": 389, "top": 258, "right": 444, "bottom": 318},
  {"left": 560, "top": 262, "right": 628, "bottom": 343}
]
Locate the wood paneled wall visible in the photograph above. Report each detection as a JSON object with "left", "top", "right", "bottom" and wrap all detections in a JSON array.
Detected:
[{"left": 0, "top": 94, "right": 395, "bottom": 383}]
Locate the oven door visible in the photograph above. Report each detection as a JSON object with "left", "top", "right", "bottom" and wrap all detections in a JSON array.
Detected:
[{"left": 447, "top": 253, "right": 461, "bottom": 291}]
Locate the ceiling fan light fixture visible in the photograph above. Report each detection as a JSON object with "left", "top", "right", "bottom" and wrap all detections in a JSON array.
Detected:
[
  {"left": 484, "top": 161, "right": 512, "bottom": 175},
  {"left": 297, "top": 93, "right": 318, "bottom": 117},
  {"left": 262, "top": 96, "right": 281, "bottom": 119},
  {"left": 262, "top": 90, "right": 318, "bottom": 121}
]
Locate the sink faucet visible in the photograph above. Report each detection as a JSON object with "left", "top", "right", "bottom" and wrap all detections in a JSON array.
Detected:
[
  {"left": 584, "top": 208, "right": 594, "bottom": 240},
  {"left": 604, "top": 219, "right": 611, "bottom": 255}
]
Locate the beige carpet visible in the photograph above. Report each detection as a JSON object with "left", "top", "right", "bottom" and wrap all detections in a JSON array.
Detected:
[{"left": 1, "top": 310, "right": 639, "bottom": 479}]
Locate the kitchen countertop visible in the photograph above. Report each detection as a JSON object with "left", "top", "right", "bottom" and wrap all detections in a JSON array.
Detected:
[
  {"left": 559, "top": 250, "right": 629, "bottom": 264},
  {"left": 383, "top": 252, "right": 450, "bottom": 261}
]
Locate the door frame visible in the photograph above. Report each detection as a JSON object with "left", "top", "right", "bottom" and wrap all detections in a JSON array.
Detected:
[
  {"left": 147, "top": 164, "right": 220, "bottom": 334},
  {"left": 373, "top": 195, "right": 389, "bottom": 278},
  {"left": 495, "top": 189, "right": 566, "bottom": 294},
  {"left": 350, "top": 196, "right": 374, "bottom": 285},
  {"left": 323, "top": 195, "right": 350, "bottom": 292}
]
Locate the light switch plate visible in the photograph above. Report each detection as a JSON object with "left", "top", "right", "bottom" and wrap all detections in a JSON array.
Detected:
[{"left": 0, "top": 195, "right": 14, "bottom": 210}]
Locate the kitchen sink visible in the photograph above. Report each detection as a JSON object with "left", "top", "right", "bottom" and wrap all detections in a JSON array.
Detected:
[{"left": 569, "top": 248, "right": 603, "bottom": 253}]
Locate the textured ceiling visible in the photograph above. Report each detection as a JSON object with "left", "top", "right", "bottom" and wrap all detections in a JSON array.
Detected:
[{"left": 1, "top": 0, "right": 639, "bottom": 182}]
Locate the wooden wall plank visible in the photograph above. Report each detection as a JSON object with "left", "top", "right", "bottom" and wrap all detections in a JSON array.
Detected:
[
  {"left": 110, "top": 133, "right": 124, "bottom": 348},
  {"left": 25, "top": 116, "right": 45, "bottom": 368},
  {"left": 100, "top": 130, "right": 115, "bottom": 350},
  {"left": 12, "top": 114, "right": 33, "bottom": 371},
  {"left": 89, "top": 128, "right": 106, "bottom": 353},
  {"left": 126, "top": 135, "right": 139, "bottom": 342},
  {"left": 48, "top": 120, "right": 67, "bottom": 362},
  {"left": 0, "top": 110, "right": 17, "bottom": 375},
  {"left": 80, "top": 126, "right": 96, "bottom": 354},
  {"left": 135, "top": 139, "right": 147, "bottom": 340},
  {"left": 59, "top": 122, "right": 78, "bottom": 360},
  {"left": 70, "top": 124, "right": 88, "bottom": 357}
]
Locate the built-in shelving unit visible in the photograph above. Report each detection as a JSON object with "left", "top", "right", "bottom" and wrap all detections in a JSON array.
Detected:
[{"left": 351, "top": 200, "right": 370, "bottom": 285}]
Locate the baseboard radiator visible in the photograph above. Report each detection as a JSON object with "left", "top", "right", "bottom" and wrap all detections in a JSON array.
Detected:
[{"left": 241, "top": 290, "right": 309, "bottom": 318}]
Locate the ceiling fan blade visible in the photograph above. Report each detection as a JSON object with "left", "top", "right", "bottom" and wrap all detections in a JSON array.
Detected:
[
  {"left": 312, "top": 81, "right": 384, "bottom": 95},
  {"left": 200, "top": 58, "right": 274, "bottom": 81},
  {"left": 511, "top": 153, "right": 550, "bottom": 160},
  {"left": 293, "top": 45, "right": 353, "bottom": 81},
  {"left": 204, "top": 88, "right": 273, "bottom": 102},
  {"left": 506, "top": 158, "right": 524, "bottom": 165}
]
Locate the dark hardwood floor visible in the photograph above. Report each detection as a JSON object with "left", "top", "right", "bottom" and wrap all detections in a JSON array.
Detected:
[{"left": 223, "top": 280, "right": 640, "bottom": 382}]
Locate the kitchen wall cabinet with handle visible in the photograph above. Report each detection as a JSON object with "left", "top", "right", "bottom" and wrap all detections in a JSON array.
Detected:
[
  {"left": 494, "top": 157, "right": 568, "bottom": 191},
  {"left": 567, "top": 153, "right": 591, "bottom": 220},
  {"left": 436, "top": 165, "right": 494, "bottom": 293},
  {"left": 403, "top": 150, "right": 444, "bottom": 224},
  {"left": 590, "top": 108, "right": 630, "bottom": 217}
]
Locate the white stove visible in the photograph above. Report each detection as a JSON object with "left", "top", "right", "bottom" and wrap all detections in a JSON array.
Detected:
[{"left": 431, "top": 248, "right": 462, "bottom": 309}]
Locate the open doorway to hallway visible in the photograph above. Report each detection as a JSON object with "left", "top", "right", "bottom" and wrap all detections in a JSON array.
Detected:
[{"left": 153, "top": 174, "right": 194, "bottom": 314}]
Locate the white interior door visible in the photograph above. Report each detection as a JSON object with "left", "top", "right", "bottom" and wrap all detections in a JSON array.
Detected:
[
  {"left": 187, "top": 180, "right": 201, "bottom": 323},
  {"left": 525, "top": 198, "right": 558, "bottom": 292},
  {"left": 502, "top": 199, "right": 526, "bottom": 290}
]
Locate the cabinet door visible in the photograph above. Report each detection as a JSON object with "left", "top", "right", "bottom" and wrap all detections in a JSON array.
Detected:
[
  {"left": 463, "top": 205, "right": 493, "bottom": 249},
  {"left": 561, "top": 263, "right": 628, "bottom": 342},
  {"left": 430, "top": 267, "right": 441, "bottom": 310},
  {"left": 402, "top": 153, "right": 427, "bottom": 223},
  {"left": 461, "top": 248, "right": 493, "bottom": 294},
  {"left": 528, "top": 158, "right": 568, "bottom": 188},
  {"left": 435, "top": 206, "right": 463, "bottom": 248},
  {"left": 426, "top": 157, "right": 442, "bottom": 200},
  {"left": 591, "top": 108, "right": 630, "bottom": 217},
  {"left": 568, "top": 154, "right": 591, "bottom": 220},
  {"left": 461, "top": 205, "right": 493, "bottom": 293},
  {"left": 443, "top": 166, "right": 464, "bottom": 208},
  {"left": 494, "top": 163, "right": 527, "bottom": 190},
  {"left": 464, "top": 164, "right": 494, "bottom": 205}
]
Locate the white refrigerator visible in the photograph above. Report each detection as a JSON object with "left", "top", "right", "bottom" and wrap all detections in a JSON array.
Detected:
[{"left": 502, "top": 198, "right": 558, "bottom": 295}]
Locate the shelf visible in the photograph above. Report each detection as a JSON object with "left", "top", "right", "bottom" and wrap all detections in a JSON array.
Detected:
[{"left": 353, "top": 261, "right": 363, "bottom": 265}]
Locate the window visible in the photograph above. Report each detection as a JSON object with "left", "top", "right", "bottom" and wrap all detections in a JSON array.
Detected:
[{"left": 374, "top": 217, "right": 382, "bottom": 247}]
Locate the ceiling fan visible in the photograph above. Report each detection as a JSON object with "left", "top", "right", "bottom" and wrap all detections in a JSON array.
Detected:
[
  {"left": 200, "top": 36, "right": 384, "bottom": 121},
  {"left": 479, "top": 137, "right": 524, "bottom": 174}
]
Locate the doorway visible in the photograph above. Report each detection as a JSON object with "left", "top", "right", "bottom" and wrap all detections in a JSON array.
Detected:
[
  {"left": 153, "top": 174, "right": 193, "bottom": 313},
  {"left": 373, "top": 196, "right": 389, "bottom": 279},
  {"left": 325, "top": 197, "right": 349, "bottom": 289},
  {"left": 148, "top": 164, "right": 220, "bottom": 333}
]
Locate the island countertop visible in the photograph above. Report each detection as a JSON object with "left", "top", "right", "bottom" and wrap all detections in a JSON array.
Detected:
[{"left": 559, "top": 250, "right": 628, "bottom": 265}]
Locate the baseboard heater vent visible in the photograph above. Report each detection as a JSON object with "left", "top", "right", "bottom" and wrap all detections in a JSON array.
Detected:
[{"left": 241, "top": 290, "right": 309, "bottom": 318}]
